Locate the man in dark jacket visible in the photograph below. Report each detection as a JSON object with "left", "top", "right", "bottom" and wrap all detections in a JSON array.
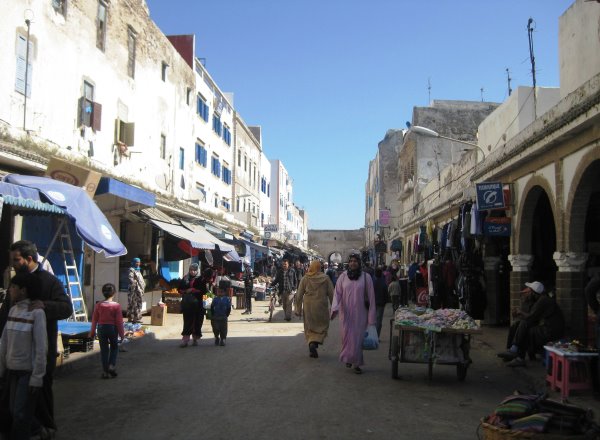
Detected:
[
  {"left": 0, "top": 240, "right": 73, "bottom": 435},
  {"left": 241, "top": 262, "right": 254, "bottom": 315},
  {"left": 273, "top": 259, "right": 297, "bottom": 321},
  {"left": 372, "top": 267, "right": 389, "bottom": 337},
  {"left": 498, "top": 281, "right": 564, "bottom": 367}
]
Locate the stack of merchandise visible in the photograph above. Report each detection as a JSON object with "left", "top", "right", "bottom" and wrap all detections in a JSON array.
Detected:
[
  {"left": 394, "top": 307, "right": 479, "bottom": 332},
  {"left": 480, "top": 393, "right": 598, "bottom": 437},
  {"left": 124, "top": 322, "right": 146, "bottom": 339},
  {"left": 546, "top": 340, "right": 598, "bottom": 354}
]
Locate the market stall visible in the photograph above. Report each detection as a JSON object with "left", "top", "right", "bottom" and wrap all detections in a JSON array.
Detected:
[{"left": 389, "top": 307, "right": 481, "bottom": 381}]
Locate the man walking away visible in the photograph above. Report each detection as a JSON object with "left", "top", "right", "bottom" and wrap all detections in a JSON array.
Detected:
[{"left": 242, "top": 262, "right": 254, "bottom": 315}]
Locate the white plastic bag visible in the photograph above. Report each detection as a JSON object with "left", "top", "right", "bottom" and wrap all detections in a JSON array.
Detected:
[{"left": 362, "top": 325, "right": 379, "bottom": 350}]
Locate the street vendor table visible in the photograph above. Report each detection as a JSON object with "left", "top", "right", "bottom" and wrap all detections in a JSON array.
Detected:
[{"left": 389, "top": 320, "right": 481, "bottom": 381}]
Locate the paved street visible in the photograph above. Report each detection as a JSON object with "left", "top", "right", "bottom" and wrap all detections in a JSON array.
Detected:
[{"left": 52, "top": 302, "right": 595, "bottom": 440}]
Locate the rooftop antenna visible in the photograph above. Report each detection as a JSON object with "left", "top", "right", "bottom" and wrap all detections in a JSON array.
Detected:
[
  {"left": 427, "top": 77, "right": 431, "bottom": 104},
  {"left": 527, "top": 17, "right": 537, "bottom": 118},
  {"left": 480, "top": 87, "right": 484, "bottom": 102},
  {"left": 506, "top": 68, "right": 513, "bottom": 96}
]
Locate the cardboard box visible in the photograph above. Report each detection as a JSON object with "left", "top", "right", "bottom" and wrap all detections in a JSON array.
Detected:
[
  {"left": 151, "top": 305, "right": 167, "bottom": 326},
  {"left": 45, "top": 157, "right": 102, "bottom": 198}
]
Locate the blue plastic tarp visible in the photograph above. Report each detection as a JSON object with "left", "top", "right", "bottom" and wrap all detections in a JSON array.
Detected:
[
  {"left": 58, "top": 320, "right": 91, "bottom": 336},
  {"left": 4, "top": 174, "right": 127, "bottom": 257}
]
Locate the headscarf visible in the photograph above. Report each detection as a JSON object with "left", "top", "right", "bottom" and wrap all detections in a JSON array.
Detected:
[
  {"left": 346, "top": 253, "right": 362, "bottom": 280},
  {"left": 306, "top": 260, "right": 322, "bottom": 277},
  {"left": 189, "top": 263, "right": 200, "bottom": 279},
  {"left": 131, "top": 257, "right": 141, "bottom": 271}
]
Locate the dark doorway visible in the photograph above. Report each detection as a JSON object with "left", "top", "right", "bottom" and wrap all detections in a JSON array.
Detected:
[{"left": 530, "top": 191, "right": 557, "bottom": 289}]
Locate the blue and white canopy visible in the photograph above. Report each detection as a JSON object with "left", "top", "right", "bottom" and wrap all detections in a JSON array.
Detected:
[{"left": 3, "top": 174, "right": 127, "bottom": 257}]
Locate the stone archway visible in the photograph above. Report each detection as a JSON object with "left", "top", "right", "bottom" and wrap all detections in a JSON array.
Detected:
[
  {"left": 562, "top": 156, "right": 600, "bottom": 341},
  {"left": 516, "top": 182, "right": 558, "bottom": 289},
  {"left": 566, "top": 156, "right": 600, "bottom": 254},
  {"left": 328, "top": 252, "right": 342, "bottom": 265}
]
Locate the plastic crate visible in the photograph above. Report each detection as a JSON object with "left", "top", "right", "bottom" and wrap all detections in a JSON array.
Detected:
[{"left": 63, "top": 337, "right": 94, "bottom": 353}]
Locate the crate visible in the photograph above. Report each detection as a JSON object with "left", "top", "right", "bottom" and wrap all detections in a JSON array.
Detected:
[
  {"left": 165, "top": 300, "right": 181, "bottom": 314},
  {"left": 63, "top": 337, "right": 94, "bottom": 353}
]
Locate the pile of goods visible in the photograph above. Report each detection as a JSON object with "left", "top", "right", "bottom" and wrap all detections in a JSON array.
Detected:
[
  {"left": 394, "top": 307, "right": 479, "bottom": 332},
  {"left": 124, "top": 322, "right": 146, "bottom": 339},
  {"left": 480, "top": 393, "right": 598, "bottom": 437},
  {"left": 546, "top": 340, "right": 598, "bottom": 354},
  {"left": 255, "top": 275, "right": 272, "bottom": 284}
]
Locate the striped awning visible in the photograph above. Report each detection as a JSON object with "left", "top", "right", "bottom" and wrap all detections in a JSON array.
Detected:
[{"left": 0, "top": 181, "right": 65, "bottom": 214}]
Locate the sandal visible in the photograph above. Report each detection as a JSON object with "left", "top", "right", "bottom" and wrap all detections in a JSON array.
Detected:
[
  {"left": 345, "top": 363, "right": 352, "bottom": 368},
  {"left": 354, "top": 367, "right": 363, "bottom": 374},
  {"left": 309, "top": 343, "right": 318, "bottom": 358}
]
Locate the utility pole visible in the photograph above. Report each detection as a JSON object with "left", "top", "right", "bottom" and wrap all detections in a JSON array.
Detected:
[
  {"left": 427, "top": 78, "right": 431, "bottom": 104},
  {"left": 528, "top": 18, "right": 537, "bottom": 118},
  {"left": 480, "top": 87, "right": 484, "bottom": 102},
  {"left": 23, "top": 14, "right": 32, "bottom": 131},
  {"left": 506, "top": 68, "right": 512, "bottom": 96}
]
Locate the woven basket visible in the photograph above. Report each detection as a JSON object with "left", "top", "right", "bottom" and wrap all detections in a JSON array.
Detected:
[{"left": 479, "top": 418, "right": 584, "bottom": 440}]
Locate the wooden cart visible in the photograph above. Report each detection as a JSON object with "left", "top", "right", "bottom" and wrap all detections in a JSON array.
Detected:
[{"left": 389, "top": 321, "right": 481, "bottom": 381}]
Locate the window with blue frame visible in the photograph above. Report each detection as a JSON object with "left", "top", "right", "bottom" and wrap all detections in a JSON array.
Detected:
[
  {"left": 196, "top": 94, "right": 209, "bottom": 122},
  {"left": 267, "top": 183, "right": 270, "bottom": 197},
  {"left": 211, "top": 156, "right": 221, "bottom": 178},
  {"left": 223, "top": 125, "right": 231, "bottom": 146},
  {"left": 212, "top": 114, "right": 222, "bottom": 136},
  {"left": 261, "top": 177, "right": 268, "bottom": 194},
  {"left": 195, "top": 142, "right": 207, "bottom": 167},
  {"left": 221, "top": 199, "right": 230, "bottom": 211},
  {"left": 179, "top": 147, "right": 185, "bottom": 170},
  {"left": 222, "top": 166, "right": 231, "bottom": 185}
]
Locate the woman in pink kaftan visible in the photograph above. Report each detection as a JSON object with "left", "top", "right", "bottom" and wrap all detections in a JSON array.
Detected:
[{"left": 331, "top": 253, "right": 376, "bottom": 374}]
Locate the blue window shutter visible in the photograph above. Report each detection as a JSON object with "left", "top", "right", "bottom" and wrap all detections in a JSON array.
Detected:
[{"left": 15, "top": 36, "right": 32, "bottom": 97}]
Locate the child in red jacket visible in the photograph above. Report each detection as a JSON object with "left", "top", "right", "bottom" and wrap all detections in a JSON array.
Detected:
[{"left": 89, "top": 284, "right": 124, "bottom": 379}]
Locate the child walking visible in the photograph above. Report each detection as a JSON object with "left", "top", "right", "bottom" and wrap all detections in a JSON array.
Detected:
[
  {"left": 0, "top": 273, "right": 47, "bottom": 439},
  {"left": 89, "top": 283, "right": 125, "bottom": 379},
  {"left": 210, "top": 287, "right": 231, "bottom": 346}
]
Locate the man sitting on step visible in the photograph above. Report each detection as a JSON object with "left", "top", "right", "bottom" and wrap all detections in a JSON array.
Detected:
[{"left": 498, "top": 281, "right": 565, "bottom": 367}]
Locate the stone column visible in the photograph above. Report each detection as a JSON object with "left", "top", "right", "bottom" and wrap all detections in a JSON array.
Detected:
[
  {"left": 553, "top": 252, "right": 588, "bottom": 341},
  {"left": 508, "top": 254, "right": 533, "bottom": 325},
  {"left": 483, "top": 257, "right": 501, "bottom": 325}
]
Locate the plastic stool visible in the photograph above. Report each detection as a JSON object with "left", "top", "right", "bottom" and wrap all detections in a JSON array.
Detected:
[
  {"left": 545, "top": 350, "right": 558, "bottom": 390},
  {"left": 553, "top": 355, "right": 593, "bottom": 398}
]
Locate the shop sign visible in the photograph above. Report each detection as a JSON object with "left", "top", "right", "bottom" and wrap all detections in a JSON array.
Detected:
[
  {"left": 379, "top": 209, "right": 390, "bottom": 226},
  {"left": 476, "top": 182, "right": 505, "bottom": 210},
  {"left": 264, "top": 224, "right": 278, "bottom": 232},
  {"left": 264, "top": 232, "right": 272, "bottom": 239},
  {"left": 483, "top": 217, "right": 511, "bottom": 236},
  {"left": 45, "top": 158, "right": 101, "bottom": 198}
]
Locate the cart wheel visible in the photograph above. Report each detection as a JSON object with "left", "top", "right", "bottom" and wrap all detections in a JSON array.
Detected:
[
  {"left": 391, "top": 335, "right": 399, "bottom": 379},
  {"left": 457, "top": 363, "right": 468, "bottom": 381}
]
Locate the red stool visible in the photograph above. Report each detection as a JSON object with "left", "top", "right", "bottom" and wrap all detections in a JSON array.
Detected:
[
  {"left": 545, "top": 346, "right": 595, "bottom": 399},
  {"left": 545, "top": 350, "right": 558, "bottom": 390}
]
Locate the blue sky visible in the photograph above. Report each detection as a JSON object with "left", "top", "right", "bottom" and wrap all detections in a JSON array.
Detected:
[{"left": 146, "top": 0, "right": 574, "bottom": 230}]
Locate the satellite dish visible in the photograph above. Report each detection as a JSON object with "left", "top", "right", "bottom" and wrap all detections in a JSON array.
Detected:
[{"left": 330, "top": 252, "right": 342, "bottom": 264}]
